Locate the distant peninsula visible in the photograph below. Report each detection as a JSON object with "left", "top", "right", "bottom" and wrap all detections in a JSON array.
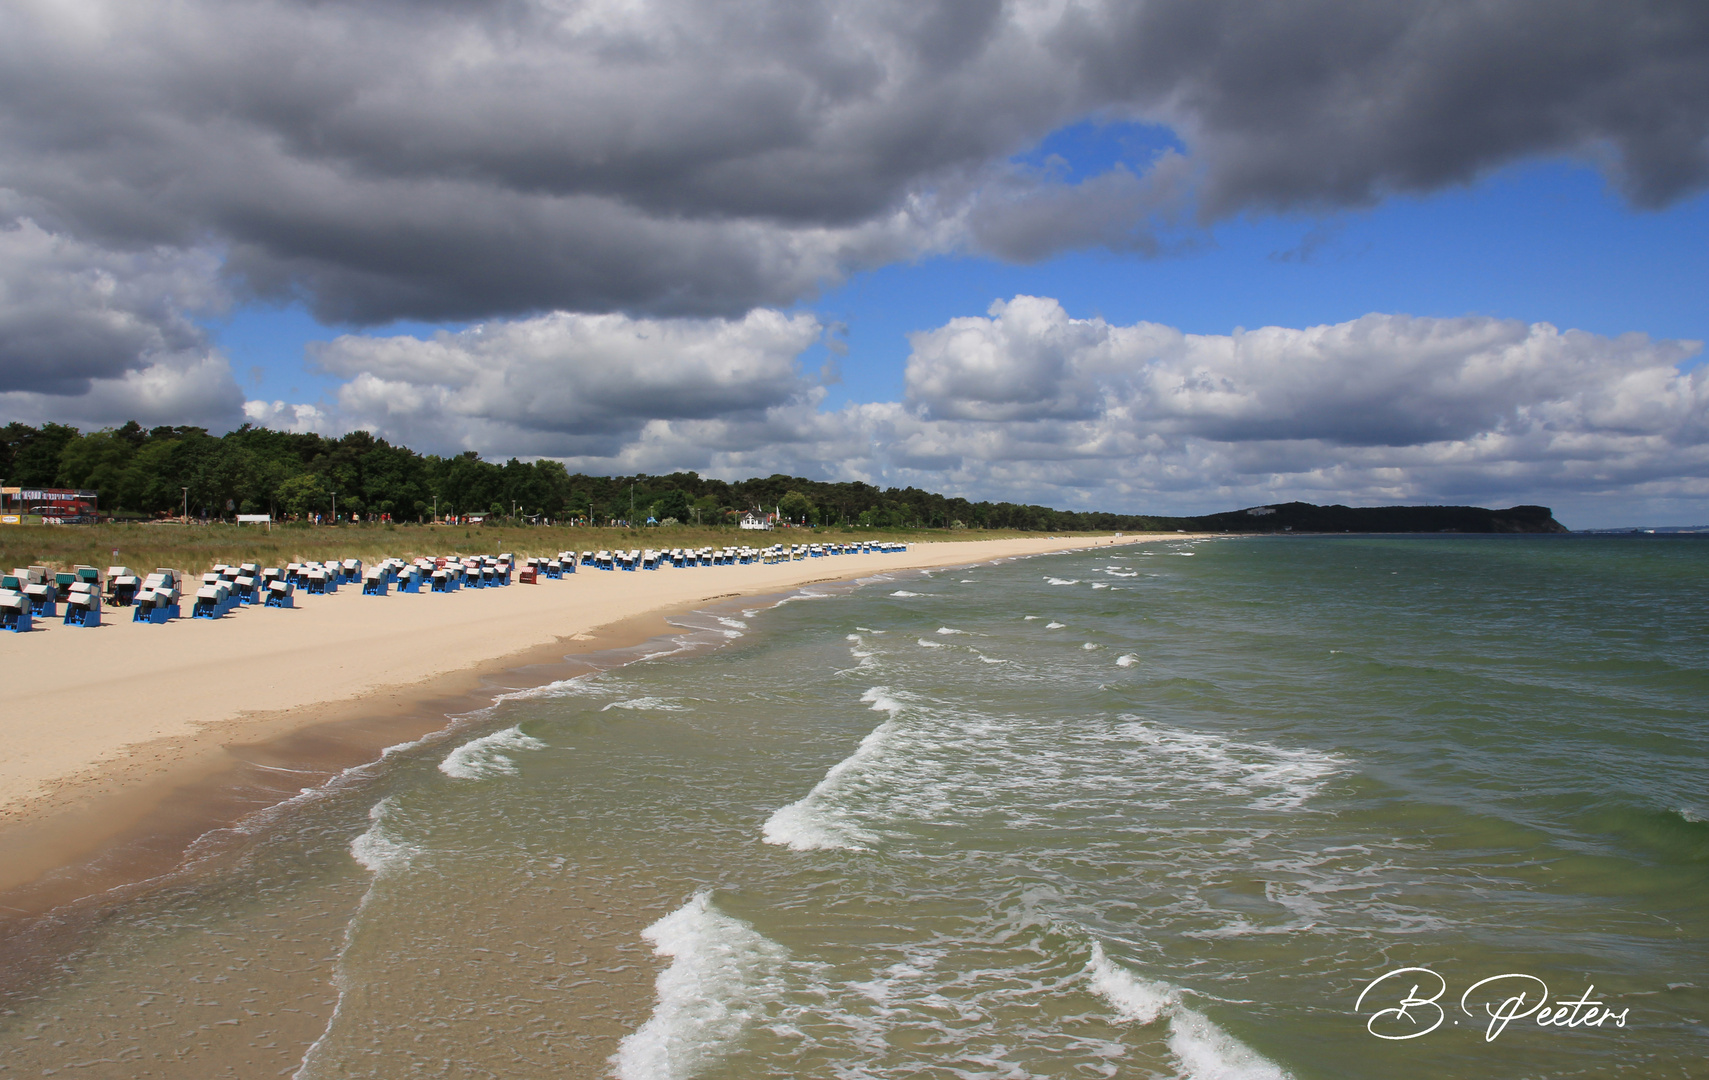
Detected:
[{"left": 1152, "top": 502, "right": 1569, "bottom": 534}]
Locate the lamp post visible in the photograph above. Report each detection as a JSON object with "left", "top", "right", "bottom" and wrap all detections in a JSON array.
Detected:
[
  {"left": 181, "top": 487, "right": 188, "bottom": 523},
  {"left": 331, "top": 491, "right": 337, "bottom": 524},
  {"left": 432, "top": 495, "right": 438, "bottom": 523}
]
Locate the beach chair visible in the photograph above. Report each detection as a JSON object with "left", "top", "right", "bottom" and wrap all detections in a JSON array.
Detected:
[
  {"left": 395, "top": 566, "right": 422, "bottom": 593},
  {"left": 106, "top": 567, "right": 140, "bottom": 606},
  {"left": 53, "top": 572, "right": 78, "bottom": 601},
  {"left": 22, "top": 582, "right": 56, "bottom": 618},
  {"left": 193, "top": 582, "right": 232, "bottom": 619},
  {"left": 265, "top": 579, "right": 295, "bottom": 608},
  {"left": 233, "top": 575, "right": 258, "bottom": 605},
  {"left": 0, "top": 590, "right": 31, "bottom": 632},
  {"left": 133, "top": 586, "right": 181, "bottom": 623},
  {"left": 430, "top": 568, "right": 451, "bottom": 592},
  {"left": 62, "top": 583, "right": 102, "bottom": 627},
  {"left": 362, "top": 568, "right": 389, "bottom": 595}
]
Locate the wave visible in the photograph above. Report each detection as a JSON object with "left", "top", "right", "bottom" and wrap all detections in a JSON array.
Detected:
[
  {"left": 916, "top": 638, "right": 947, "bottom": 648},
  {"left": 1046, "top": 621, "right": 1066, "bottom": 629},
  {"left": 889, "top": 591, "right": 921, "bottom": 598},
  {"left": 1046, "top": 577, "right": 1080, "bottom": 586},
  {"left": 936, "top": 627, "right": 969, "bottom": 635},
  {"left": 438, "top": 725, "right": 548, "bottom": 780},
  {"left": 1116, "top": 653, "right": 1139, "bottom": 667},
  {"left": 602, "top": 696, "right": 687, "bottom": 712},
  {"left": 611, "top": 893, "right": 788, "bottom": 1080},
  {"left": 761, "top": 688, "right": 904, "bottom": 851},
  {"left": 1087, "top": 942, "right": 1291, "bottom": 1080},
  {"left": 293, "top": 798, "right": 421, "bottom": 1079},
  {"left": 348, "top": 797, "right": 418, "bottom": 877}
]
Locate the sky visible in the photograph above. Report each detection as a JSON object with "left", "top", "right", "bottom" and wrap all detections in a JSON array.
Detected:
[{"left": 2, "top": 1, "right": 1707, "bottom": 528}]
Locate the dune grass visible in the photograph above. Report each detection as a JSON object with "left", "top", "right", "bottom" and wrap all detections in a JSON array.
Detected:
[{"left": 0, "top": 521, "right": 1123, "bottom": 577}]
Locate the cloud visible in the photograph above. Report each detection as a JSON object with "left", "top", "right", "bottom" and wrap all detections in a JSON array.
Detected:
[
  {"left": 0, "top": 217, "right": 245, "bottom": 427},
  {"left": 255, "top": 298, "right": 1708, "bottom": 526},
  {"left": 308, "top": 307, "right": 826, "bottom": 457},
  {"left": 0, "top": 0, "right": 1702, "bottom": 325},
  {"left": 1059, "top": 0, "right": 1709, "bottom": 216},
  {"left": 890, "top": 297, "right": 1709, "bottom": 513}
]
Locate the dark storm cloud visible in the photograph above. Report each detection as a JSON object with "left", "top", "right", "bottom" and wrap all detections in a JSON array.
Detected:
[
  {"left": 1, "top": 0, "right": 1704, "bottom": 334},
  {"left": 1058, "top": 0, "right": 1709, "bottom": 214},
  {"left": 0, "top": 218, "right": 221, "bottom": 394}
]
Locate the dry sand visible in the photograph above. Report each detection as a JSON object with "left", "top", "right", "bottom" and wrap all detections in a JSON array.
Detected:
[{"left": 0, "top": 533, "right": 1185, "bottom": 899}]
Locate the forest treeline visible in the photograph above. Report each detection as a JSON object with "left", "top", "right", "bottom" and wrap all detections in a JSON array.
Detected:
[{"left": 0, "top": 422, "right": 1159, "bottom": 530}]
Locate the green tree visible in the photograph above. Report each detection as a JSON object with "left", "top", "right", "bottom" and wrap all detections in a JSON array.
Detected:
[
  {"left": 277, "top": 472, "right": 328, "bottom": 518},
  {"left": 778, "top": 489, "right": 813, "bottom": 524},
  {"left": 59, "top": 430, "right": 138, "bottom": 508},
  {"left": 651, "top": 489, "right": 690, "bottom": 523}
]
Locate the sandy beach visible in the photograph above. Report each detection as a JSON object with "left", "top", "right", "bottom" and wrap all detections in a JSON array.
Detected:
[{"left": 0, "top": 533, "right": 1169, "bottom": 902}]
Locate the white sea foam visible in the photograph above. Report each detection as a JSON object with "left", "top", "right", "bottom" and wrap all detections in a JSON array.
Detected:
[
  {"left": 935, "top": 627, "right": 968, "bottom": 635},
  {"left": 1086, "top": 941, "right": 1175, "bottom": 1024},
  {"left": 349, "top": 797, "right": 416, "bottom": 877},
  {"left": 1023, "top": 615, "right": 1041, "bottom": 620},
  {"left": 1082, "top": 642, "right": 1099, "bottom": 650},
  {"left": 916, "top": 638, "right": 947, "bottom": 648},
  {"left": 774, "top": 588, "right": 831, "bottom": 609},
  {"left": 1116, "top": 653, "right": 1139, "bottom": 667},
  {"left": 889, "top": 590, "right": 921, "bottom": 598},
  {"left": 438, "top": 725, "right": 547, "bottom": 780},
  {"left": 1046, "top": 577, "right": 1080, "bottom": 586},
  {"left": 975, "top": 652, "right": 1007, "bottom": 664},
  {"left": 855, "top": 626, "right": 886, "bottom": 634},
  {"left": 1092, "top": 582, "right": 1109, "bottom": 589},
  {"left": 602, "top": 697, "right": 687, "bottom": 712},
  {"left": 761, "top": 687, "right": 904, "bottom": 851},
  {"left": 1046, "top": 621, "right": 1066, "bottom": 629},
  {"left": 1087, "top": 942, "right": 1292, "bottom": 1080},
  {"left": 717, "top": 616, "right": 748, "bottom": 630},
  {"left": 611, "top": 893, "right": 787, "bottom": 1080},
  {"left": 1103, "top": 568, "right": 1138, "bottom": 578}
]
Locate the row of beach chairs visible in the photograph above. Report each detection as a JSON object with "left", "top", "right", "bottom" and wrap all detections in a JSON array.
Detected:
[{"left": 2, "top": 541, "right": 908, "bottom": 632}]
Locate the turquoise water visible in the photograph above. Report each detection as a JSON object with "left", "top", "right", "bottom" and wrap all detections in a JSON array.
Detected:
[{"left": 3, "top": 537, "right": 1706, "bottom": 1079}]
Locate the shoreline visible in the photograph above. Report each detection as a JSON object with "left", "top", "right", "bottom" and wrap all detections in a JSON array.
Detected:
[{"left": 0, "top": 534, "right": 1191, "bottom": 914}]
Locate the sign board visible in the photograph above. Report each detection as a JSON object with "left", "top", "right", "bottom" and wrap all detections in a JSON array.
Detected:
[{"left": 0, "top": 515, "right": 19, "bottom": 525}]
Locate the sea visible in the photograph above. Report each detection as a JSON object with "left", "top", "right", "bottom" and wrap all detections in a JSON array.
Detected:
[{"left": 1, "top": 535, "right": 1705, "bottom": 1079}]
